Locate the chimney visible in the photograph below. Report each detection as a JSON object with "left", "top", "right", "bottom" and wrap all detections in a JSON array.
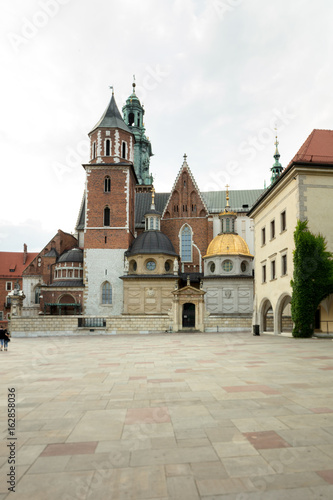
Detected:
[{"left": 23, "top": 243, "right": 27, "bottom": 265}]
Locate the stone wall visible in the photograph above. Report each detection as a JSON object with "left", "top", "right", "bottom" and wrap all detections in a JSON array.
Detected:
[{"left": 10, "top": 314, "right": 251, "bottom": 336}]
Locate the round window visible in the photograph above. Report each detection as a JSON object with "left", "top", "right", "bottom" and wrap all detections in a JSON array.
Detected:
[
  {"left": 222, "top": 260, "right": 233, "bottom": 272},
  {"left": 165, "top": 261, "right": 170, "bottom": 272},
  {"left": 241, "top": 261, "right": 247, "bottom": 272},
  {"left": 133, "top": 261, "right": 137, "bottom": 272},
  {"left": 210, "top": 262, "right": 215, "bottom": 273},
  {"left": 146, "top": 261, "right": 156, "bottom": 271}
]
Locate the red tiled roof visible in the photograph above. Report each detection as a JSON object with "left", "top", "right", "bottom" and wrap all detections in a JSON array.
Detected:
[
  {"left": 0, "top": 252, "right": 38, "bottom": 277},
  {"left": 291, "top": 129, "right": 333, "bottom": 165}
]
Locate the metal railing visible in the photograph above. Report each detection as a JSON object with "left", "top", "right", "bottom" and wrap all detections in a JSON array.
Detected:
[{"left": 78, "top": 317, "right": 106, "bottom": 328}]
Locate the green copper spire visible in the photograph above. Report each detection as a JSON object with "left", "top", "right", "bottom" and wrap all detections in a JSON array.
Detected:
[
  {"left": 122, "top": 78, "right": 153, "bottom": 185},
  {"left": 270, "top": 134, "right": 283, "bottom": 184}
]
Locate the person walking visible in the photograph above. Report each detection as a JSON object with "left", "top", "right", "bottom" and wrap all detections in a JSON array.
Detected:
[{"left": 0, "top": 327, "right": 10, "bottom": 351}]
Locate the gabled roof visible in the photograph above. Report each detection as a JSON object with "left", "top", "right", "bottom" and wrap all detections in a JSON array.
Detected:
[
  {"left": 161, "top": 158, "right": 209, "bottom": 218},
  {"left": 89, "top": 93, "right": 131, "bottom": 135},
  {"left": 202, "top": 189, "right": 264, "bottom": 212},
  {"left": 290, "top": 129, "right": 333, "bottom": 165},
  {"left": 135, "top": 192, "right": 170, "bottom": 226},
  {"left": 0, "top": 252, "right": 38, "bottom": 278}
]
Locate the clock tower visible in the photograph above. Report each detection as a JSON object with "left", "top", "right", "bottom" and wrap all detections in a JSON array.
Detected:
[{"left": 83, "top": 89, "right": 137, "bottom": 315}]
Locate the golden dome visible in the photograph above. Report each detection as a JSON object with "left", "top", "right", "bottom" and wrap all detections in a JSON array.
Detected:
[{"left": 204, "top": 233, "right": 253, "bottom": 258}]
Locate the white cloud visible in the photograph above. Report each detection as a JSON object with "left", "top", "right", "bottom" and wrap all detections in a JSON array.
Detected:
[{"left": 1, "top": 0, "right": 333, "bottom": 250}]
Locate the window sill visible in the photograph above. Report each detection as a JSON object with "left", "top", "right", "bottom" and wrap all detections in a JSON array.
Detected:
[
  {"left": 270, "top": 278, "right": 277, "bottom": 282},
  {"left": 280, "top": 229, "right": 287, "bottom": 234}
]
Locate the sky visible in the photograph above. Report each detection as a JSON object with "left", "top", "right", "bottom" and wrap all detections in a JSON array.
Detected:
[{"left": 1, "top": 0, "right": 333, "bottom": 252}]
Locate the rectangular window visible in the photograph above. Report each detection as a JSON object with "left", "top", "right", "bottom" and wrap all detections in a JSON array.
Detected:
[
  {"left": 0, "top": 311, "right": 3, "bottom": 320},
  {"left": 262, "top": 265, "right": 266, "bottom": 283},
  {"left": 270, "top": 220, "right": 275, "bottom": 239},
  {"left": 281, "top": 211, "right": 286, "bottom": 232},
  {"left": 261, "top": 227, "right": 266, "bottom": 245},
  {"left": 271, "top": 260, "right": 276, "bottom": 280},
  {"left": 282, "top": 254, "right": 287, "bottom": 275},
  {"left": 6, "top": 282, "right": 12, "bottom": 291}
]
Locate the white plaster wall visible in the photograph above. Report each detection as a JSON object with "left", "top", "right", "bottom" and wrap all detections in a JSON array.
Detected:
[
  {"left": 84, "top": 249, "right": 125, "bottom": 315},
  {"left": 22, "top": 276, "right": 42, "bottom": 307}
]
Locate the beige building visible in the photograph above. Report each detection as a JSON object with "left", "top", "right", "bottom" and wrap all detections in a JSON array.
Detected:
[{"left": 248, "top": 130, "right": 333, "bottom": 335}]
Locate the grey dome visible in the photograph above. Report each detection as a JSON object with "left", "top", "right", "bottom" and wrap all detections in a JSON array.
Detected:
[
  {"left": 126, "top": 231, "right": 177, "bottom": 257},
  {"left": 58, "top": 248, "right": 83, "bottom": 263}
]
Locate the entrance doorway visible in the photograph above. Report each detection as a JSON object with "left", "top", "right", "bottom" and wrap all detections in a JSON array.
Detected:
[{"left": 182, "top": 303, "right": 195, "bottom": 328}]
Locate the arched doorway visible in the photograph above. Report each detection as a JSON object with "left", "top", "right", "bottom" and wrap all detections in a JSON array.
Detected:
[
  {"left": 182, "top": 303, "right": 195, "bottom": 328},
  {"left": 276, "top": 294, "right": 292, "bottom": 334},
  {"left": 260, "top": 299, "right": 274, "bottom": 333},
  {"left": 57, "top": 294, "right": 76, "bottom": 315}
]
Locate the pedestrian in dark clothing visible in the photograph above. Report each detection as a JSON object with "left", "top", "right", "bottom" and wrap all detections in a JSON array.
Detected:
[{"left": 0, "top": 327, "right": 10, "bottom": 351}]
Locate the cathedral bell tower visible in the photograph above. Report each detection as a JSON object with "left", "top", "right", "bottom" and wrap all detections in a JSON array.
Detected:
[
  {"left": 82, "top": 88, "right": 137, "bottom": 315},
  {"left": 122, "top": 79, "right": 153, "bottom": 186}
]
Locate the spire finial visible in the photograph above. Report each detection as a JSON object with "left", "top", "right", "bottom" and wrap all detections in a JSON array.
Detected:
[
  {"left": 151, "top": 186, "right": 155, "bottom": 205},
  {"left": 132, "top": 75, "right": 136, "bottom": 93},
  {"left": 225, "top": 184, "right": 230, "bottom": 208},
  {"left": 109, "top": 85, "right": 114, "bottom": 96},
  {"left": 183, "top": 153, "right": 187, "bottom": 162},
  {"left": 271, "top": 128, "right": 283, "bottom": 184}
]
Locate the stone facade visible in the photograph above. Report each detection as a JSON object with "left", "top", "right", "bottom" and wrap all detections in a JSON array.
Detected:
[
  {"left": 203, "top": 278, "right": 253, "bottom": 315},
  {"left": 10, "top": 314, "right": 251, "bottom": 337},
  {"left": 84, "top": 249, "right": 125, "bottom": 316}
]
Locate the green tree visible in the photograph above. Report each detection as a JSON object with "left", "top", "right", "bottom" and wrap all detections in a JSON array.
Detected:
[{"left": 291, "top": 220, "right": 333, "bottom": 337}]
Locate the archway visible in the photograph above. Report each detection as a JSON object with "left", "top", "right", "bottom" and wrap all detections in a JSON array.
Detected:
[
  {"left": 57, "top": 294, "right": 76, "bottom": 315},
  {"left": 276, "top": 294, "right": 292, "bottom": 334},
  {"left": 260, "top": 298, "right": 274, "bottom": 333},
  {"left": 317, "top": 294, "right": 333, "bottom": 334},
  {"left": 182, "top": 303, "right": 195, "bottom": 328}
]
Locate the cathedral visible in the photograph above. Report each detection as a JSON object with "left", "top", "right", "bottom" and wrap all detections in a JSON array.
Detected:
[{"left": 17, "top": 82, "right": 261, "bottom": 334}]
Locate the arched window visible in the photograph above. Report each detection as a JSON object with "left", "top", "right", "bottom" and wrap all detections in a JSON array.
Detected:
[
  {"left": 104, "top": 176, "right": 111, "bottom": 192},
  {"left": 102, "top": 282, "right": 112, "bottom": 304},
  {"left": 128, "top": 113, "right": 134, "bottom": 126},
  {"left": 34, "top": 286, "right": 41, "bottom": 304},
  {"left": 104, "top": 207, "right": 110, "bottom": 226},
  {"left": 122, "top": 141, "right": 127, "bottom": 159},
  {"left": 137, "top": 114, "right": 140, "bottom": 127},
  {"left": 150, "top": 217, "right": 154, "bottom": 229},
  {"left": 181, "top": 225, "right": 192, "bottom": 262},
  {"left": 105, "top": 139, "right": 111, "bottom": 156}
]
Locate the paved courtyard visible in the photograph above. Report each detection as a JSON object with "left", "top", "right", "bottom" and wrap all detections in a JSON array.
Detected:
[{"left": 1, "top": 332, "right": 333, "bottom": 499}]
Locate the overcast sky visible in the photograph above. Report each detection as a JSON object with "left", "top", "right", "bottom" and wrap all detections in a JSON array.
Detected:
[{"left": 1, "top": 0, "right": 333, "bottom": 252}]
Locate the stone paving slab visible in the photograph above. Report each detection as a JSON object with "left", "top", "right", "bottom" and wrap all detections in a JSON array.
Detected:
[{"left": 1, "top": 332, "right": 333, "bottom": 498}]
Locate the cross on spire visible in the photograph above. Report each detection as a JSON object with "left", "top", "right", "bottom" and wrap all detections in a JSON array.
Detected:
[{"left": 225, "top": 184, "right": 230, "bottom": 208}]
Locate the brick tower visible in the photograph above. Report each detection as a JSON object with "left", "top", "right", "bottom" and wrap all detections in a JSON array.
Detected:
[{"left": 83, "top": 89, "right": 137, "bottom": 315}]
